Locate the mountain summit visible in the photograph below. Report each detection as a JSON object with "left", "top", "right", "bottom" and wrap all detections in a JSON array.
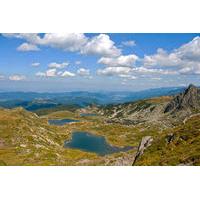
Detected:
[{"left": 164, "top": 84, "right": 200, "bottom": 113}]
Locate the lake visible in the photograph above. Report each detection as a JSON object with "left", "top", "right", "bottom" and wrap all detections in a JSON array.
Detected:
[
  {"left": 64, "top": 131, "right": 132, "bottom": 156},
  {"left": 48, "top": 118, "right": 80, "bottom": 125},
  {"left": 80, "top": 113, "right": 97, "bottom": 117}
]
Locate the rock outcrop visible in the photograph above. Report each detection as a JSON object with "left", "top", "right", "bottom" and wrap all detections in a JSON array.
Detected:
[
  {"left": 132, "top": 136, "right": 153, "bottom": 165},
  {"left": 164, "top": 84, "right": 200, "bottom": 114}
]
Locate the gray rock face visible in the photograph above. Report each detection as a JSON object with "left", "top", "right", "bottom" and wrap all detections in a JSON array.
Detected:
[
  {"left": 132, "top": 136, "right": 153, "bottom": 165},
  {"left": 164, "top": 84, "right": 200, "bottom": 113}
]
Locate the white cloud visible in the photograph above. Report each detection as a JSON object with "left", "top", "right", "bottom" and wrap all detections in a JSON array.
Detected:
[
  {"left": 142, "top": 37, "right": 200, "bottom": 75},
  {"left": 81, "top": 34, "right": 121, "bottom": 57},
  {"left": 46, "top": 68, "right": 57, "bottom": 77},
  {"left": 61, "top": 71, "right": 75, "bottom": 77},
  {"left": 3, "top": 33, "right": 121, "bottom": 58},
  {"left": 77, "top": 68, "right": 90, "bottom": 76},
  {"left": 2, "top": 33, "right": 41, "bottom": 44},
  {"left": 3, "top": 33, "right": 87, "bottom": 53},
  {"left": 132, "top": 67, "right": 178, "bottom": 75},
  {"left": 175, "top": 36, "right": 200, "bottom": 61},
  {"left": 17, "top": 43, "right": 40, "bottom": 51},
  {"left": 178, "top": 63, "right": 200, "bottom": 75},
  {"left": 31, "top": 62, "right": 40, "bottom": 67},
  {"left": 35, "top": 72, "right": 46, "bottom": 77},
  {"left": 97, "top": 54, "right": 139, "bottom": 77},
  {"left": 97, "top": 66, "right": 132, "bottom": 76},
  {"left": 121, "top": 40, "right": 136, "bottom": 47},
  {"left": 36, "top": 68, "right": 75, "bottom": 78},
  {"left": 5, "top": 34, "right": 200, "bottom": 78},
  {"left": 40, "top": 33, "right": 87, "bottom": 52},
  {"left": 143, "top": 48, "right": 181, "bottom": 68},
  {"left": 9, "top": 75, "right": 26, "bottom": 81},
  {"left": 36, "top": 69, "right": 58, "bottom": 77},
  {"left": 48, "top": 62, "right": 69, "bottom": 69},
  {"left": 98, "top": 54, "right": 138, "bottom": 67},
  {"left": 118, "top": 74, "right": 137, "bottom": 79}
]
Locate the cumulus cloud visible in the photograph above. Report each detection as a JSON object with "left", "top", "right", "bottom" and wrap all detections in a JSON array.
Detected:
[
  {"left": 3, "top": 33, "right": 122, "bottom": 58},
  {"left": 17, "top": 43, "right": 40, "bottom": 51},
  {"left": 9, "top": 75, "right": 26, "bottom": 81},
  {"left": 5, "top": 33, "right": 200, "bottom": 78},
  {"left": 35, "top": 72, "right": 46, "bottom": 77},
  {"left": 121, "top": 40, "right": 136, "bottom": 47},
  {"left": 97, "top": 54, "right": 138, "bottom": 78},
  {"left": 142, "top": 37, "right": 200, "bottom": 75},
  {"left": 31, "top": 62, "right": 40, "bottom": 67},
  {"left": 98, "top": 54, "right": 138, "bottom": 67},
  {"left": 97, "top": 66, "right": 132, "bottom": 76},
  {"left": 40, "top": 33, "right": 87, "bottom": 52},
  {"left": 77, "top": 68, "right": 90, "bottom": 76},
  {"left": 81, "top": 34, "right": 121, "bottom": 57},
  {"left": 36, "top": 69, "right": 58, "bottom": 77},
  {"left": 60, "top": 71, "right": 75, "bottom": 77},
  {"left": 178, "top": 63, "right": 200, "bottom": 75},
  {"left": 36, "top": 68, "right": 75, "bottom": 78},
  {"left": 175, "top": 36, "right": 200, "bottom": 61},
  {"left": 48, "top": 62, "right": 69, "bottom": 69},
  {"left": 45, "top": 69, "right": 57, "bottom": 77},
  {"left": 2, "top": 33, "right": 41, "bottom": 44},
  {"left": 143, "top": 48, "right": 181, "bottom": 68}
]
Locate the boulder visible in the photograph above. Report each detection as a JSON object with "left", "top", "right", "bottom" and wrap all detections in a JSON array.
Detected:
[{"left": 132, "top": 136, "right": 153, "bottom": 165}]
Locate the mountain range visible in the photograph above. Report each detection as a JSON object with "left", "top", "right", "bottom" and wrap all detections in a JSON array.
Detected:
[{"left": 0, "top": 84, "right": 200, "bottom": 166}]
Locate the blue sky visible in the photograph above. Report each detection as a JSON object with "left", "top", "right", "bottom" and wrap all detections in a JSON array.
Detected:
[{"left": 0, "top": 33, "right": 200, "bottom": 92}]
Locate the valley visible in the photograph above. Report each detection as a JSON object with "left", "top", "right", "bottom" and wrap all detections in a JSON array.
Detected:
[{"left": 0, "top": 84, "right": 200, "bottom": 166}]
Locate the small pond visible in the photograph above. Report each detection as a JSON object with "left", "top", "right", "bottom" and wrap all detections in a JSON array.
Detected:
[
  {"left": 64, "top": 131, "right": 132, "bottom": 156},
  {"left": 48, "top": 118, "right": 80, "bottom": 126}
]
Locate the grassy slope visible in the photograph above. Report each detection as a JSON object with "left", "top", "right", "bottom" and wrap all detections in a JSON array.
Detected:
[
  {"left": 0, "top": 108, "right": 138, "bottom": 165},
  {"left": 2, "top": 93, "right": 200, "bottom": 166},
  {"left": 0, "top": 108, "right": 100, "bottom": 165},
  {"left": 135, "top": 115, "right": 200, "bottom": 166}
]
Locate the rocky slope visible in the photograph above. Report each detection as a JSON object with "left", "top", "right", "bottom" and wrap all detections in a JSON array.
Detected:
[
  {"left": 164, "top": 84, "right": 200, "bottom": 115},
  {"left": 1, "top": 84, "right": 200, "bottom": 166},
  {"left": 131, "top": 84, "right": 200, "bottom": 166},
  {"left": 98, "top": 84, "right": 200, "bottom": 127},
  {"left": 97, "top": 96, "right": 172, "bottom": 127}
]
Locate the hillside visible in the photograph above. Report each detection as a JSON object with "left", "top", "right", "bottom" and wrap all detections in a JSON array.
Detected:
[
  {"left": 1, "top": 84, "right": 200, "bottom": 166},
  {"left": 134, "top": 114, "right": 200, "bottom": 165},
  {"left": 0, "top": 107, "right": 136, "bottom": 166}
]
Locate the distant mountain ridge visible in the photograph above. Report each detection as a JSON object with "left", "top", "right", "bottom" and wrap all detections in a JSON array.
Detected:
[{"left": 0, "top": 86, "right": 185, "bottom": 111}]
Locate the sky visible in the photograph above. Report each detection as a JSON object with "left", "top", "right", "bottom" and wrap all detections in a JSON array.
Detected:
[{"left": 0, "top": 33, "right": 200, "bottom": 92}]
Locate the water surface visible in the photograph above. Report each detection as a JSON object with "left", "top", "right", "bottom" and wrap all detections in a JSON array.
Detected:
[
  {"left": 64, "top": 131, "right": 132, "bottom": 156},
  {"left": 80, "top": 113, "right": 97, "bottom": 117},
  {"left": 48, "top": 118, "right": 80, "bottom": 126}
]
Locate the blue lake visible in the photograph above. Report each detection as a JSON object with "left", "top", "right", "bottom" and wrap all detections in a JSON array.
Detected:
[
  {"left": 80, "top": 113, "right": 97, "bottom": 117},
  {"left": 64, "top": 131, "right": 132, "bottom": 156},
  {"left": 48, "top": 118, "right": 80, "bottom": 125}
]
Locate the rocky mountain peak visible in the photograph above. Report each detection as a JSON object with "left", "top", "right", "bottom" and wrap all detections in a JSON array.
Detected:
[{"left": 164, "top": 84, "right": 200, "bottom": 113}]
